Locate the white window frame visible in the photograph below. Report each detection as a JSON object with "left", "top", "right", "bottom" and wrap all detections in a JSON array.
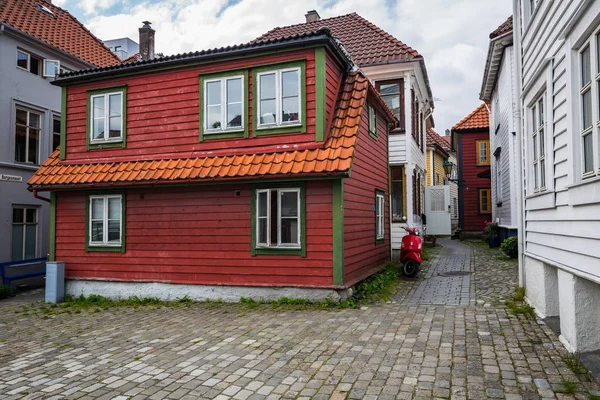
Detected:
[
  {"left": 203, "top": 75, "right": 245, "bottom": 134},
  {"left": 16, "top": 49, "right": 30, "bottom": 71},
  {"left": 578, "top": 33, "right": 600, "bottom": 179},
  {"left": 52, "top": 115, "right": 61, "bottom": 151},
  {"left": 43, "top": 59, "right": 60, "bottom": 78},
  {"left": 90, "top": 92, "right": 123, "bottom": 144},
  {"left": 495, "top": 151, "right": 503, "bottom": 204},
  {"left": 89, "top": 194, "right": 123, "bottom": 247},
  {"left": 376, "top": 192, "right": 385, "bottom": 240},
  {"left": 368, "top": 103, "right": 377, "bottom": 136},
  {"left": 529, "top": 94, "right": 546, "bottom": 192},
  {"left": 255, "top": 188, "right": 301, "bottom": 249},
  {"left": 256, "top": 67, "right": 302, "bottom": 129},
  {"left": 12, "top": 206, "right": 38, "bottom": 261},
  {"left": 15, "top": 107, "right": 41, "bottom": 164}
]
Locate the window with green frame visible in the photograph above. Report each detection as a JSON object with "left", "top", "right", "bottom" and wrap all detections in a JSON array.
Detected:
[
  {"left": 199, "top": 70, "right": 248, "bottom": 141},
  {"left": 252, "top": 61, "right": 306, "bottom": 136},
  {"left": 86, "top": 86, "right": 127, "bottom": 150},
  {"left": 251, "top": 184, "right": 306, "bottom": 257},
  {"left": 85, "top": 192, "right": 126, "bottom": 253}
]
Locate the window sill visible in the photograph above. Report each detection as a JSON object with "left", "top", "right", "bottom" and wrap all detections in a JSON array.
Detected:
[
  {"left": 254, "top": 247, "right": 305, "bottom": 257},
  {"left": 88, "top": 140, "right": 125, "bottom": 150},
  {"left": 201, "top": 131, "right": 245, "bottom": 141},
  {"left": 375, "top": 238, "right": 385, "bottom": 245},
  {"left": 4, "top": 161, "right": 40, "bottom": 170},
  {"left": 86, "top": 245, "right": 125, "bottom": 253},
  {"left": 255, "top": 123, "right": 305, "bottom": 136}
]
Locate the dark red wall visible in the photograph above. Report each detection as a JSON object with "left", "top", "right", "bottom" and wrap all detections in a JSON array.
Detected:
[
  {"left": 343, "top": 97, "right": 390, "bottom": 285},
  {"left": 458, "top": 129, "right": 491, "bottom": 231},
  {"left": 55, "top": 182, "right": 334, "bottom": 287}
]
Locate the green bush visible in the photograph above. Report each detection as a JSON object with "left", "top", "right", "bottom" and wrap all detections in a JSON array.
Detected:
[{"left": 501, "top": 236, "right": 518, "bottom": 258}]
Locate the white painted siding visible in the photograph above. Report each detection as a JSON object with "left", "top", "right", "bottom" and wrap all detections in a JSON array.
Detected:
[
  {"left": 390, "top": 134, "right": 407, "bottom": 164},
  {"left": 518, "top": 0, "right": 600, "bottom": 280}
]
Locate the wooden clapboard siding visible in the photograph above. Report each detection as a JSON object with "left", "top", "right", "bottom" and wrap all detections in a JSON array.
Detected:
[
  {"left": 458, "top": 129, "right": 491, "bottom": 231},
  {"left": 64, "top": 48, "right": 319, "bottom": 163},
  {"left": 54, "top": 181, "right": 334, "bottom": 287},
  {"left": 343, "top": 100, "right": 390, "bottom": 285},
  {"left": 324, "top": 51, "right": 344, "bottom": 140}
]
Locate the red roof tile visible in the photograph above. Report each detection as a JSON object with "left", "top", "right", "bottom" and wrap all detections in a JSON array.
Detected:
[
  {"left": 452, "top": 103, "right": 490, "bottom": 131},
  {"left": 29, "top": 71, "right": 394, "bottom": 190},
  {"left": 0, "top": 0, "right": 120, "bottom": 66},
  {"left": 253, "top": 13, "right": 421, "bottom": 66},
  {"left": 490, "top": 16, "right": 513, "bottom": 39},
  {"left": 426, "top": 129, "right": 450, "bottom": 155}
]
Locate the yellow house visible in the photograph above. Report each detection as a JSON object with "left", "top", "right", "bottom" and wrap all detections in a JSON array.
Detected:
[{"left": 426, "top": 129, "right": 450, "bottom": 186}]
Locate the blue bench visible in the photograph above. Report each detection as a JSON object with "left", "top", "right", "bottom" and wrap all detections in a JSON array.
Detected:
[{"left": 0, "top": 257, "right": 47, "bottom": 287}]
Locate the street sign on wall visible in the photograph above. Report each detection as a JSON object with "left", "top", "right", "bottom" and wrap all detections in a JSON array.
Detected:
[{"left": 0, "top": 174, "right": 23, "bottom": 183}]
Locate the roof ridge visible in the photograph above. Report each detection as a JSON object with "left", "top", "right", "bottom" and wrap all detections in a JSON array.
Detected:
[
  {"left": 351, "top": 13, "right": 420, "bottom": 57},
  {"left": 452, "top": 103, "right": 489, "bottom": 131},
  {"left": 254, "top": 12, "right": 358, "bottom": 41}
]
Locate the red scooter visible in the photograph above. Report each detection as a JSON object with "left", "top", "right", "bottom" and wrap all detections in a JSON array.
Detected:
[{"left": 400, "top": 227, "right": 422, "bottom": 277}]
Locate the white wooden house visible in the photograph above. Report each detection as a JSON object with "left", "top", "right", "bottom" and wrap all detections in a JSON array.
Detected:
[
  {"left": 480, "top": 17, "right": 519, "bottom": 241},
  {"left": 514, "top": 0, "right": 600, "bottom": 353}
]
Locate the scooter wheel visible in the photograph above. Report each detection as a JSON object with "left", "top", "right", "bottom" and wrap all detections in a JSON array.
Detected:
[{"left": 403, "top": 260, "right": 419, "bottom": 277}]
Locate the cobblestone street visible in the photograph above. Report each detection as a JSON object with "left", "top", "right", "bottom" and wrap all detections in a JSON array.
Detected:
[{"left": 1, "top": 240, "right": 598, "bottom": 400}]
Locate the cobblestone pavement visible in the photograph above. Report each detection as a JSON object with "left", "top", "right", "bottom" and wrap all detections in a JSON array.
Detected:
[{"left": 1, "top": 241, "right": 599, "bottom": 400}]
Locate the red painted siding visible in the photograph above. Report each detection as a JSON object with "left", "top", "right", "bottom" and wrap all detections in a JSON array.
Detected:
[
  {"left": 458, "top": 129, "right": 491, "bottom": 231},
  {"left": 343, "top": 99, "right": 390, "bottom": 285},
  {"left": 55, "top": 181, "right": 334, "bottom": 287},
  {"left": 64, "top": 48, "right": 321, "bottom": 163},
  {"left": 325, "top": 52, "right": 344, "bottom": 141}
]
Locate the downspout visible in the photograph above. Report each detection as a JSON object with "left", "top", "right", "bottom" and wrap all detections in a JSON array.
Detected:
[
  {"left": 33, "top": 190, "right": 51, "bottom": 203},
  {"left": 513, "top": 0, "right": 526, "bottom": 288}
]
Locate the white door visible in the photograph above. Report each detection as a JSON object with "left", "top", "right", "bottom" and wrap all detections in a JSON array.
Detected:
[{"left": 425, "top": 186, "right": 451, "bottom": 235}]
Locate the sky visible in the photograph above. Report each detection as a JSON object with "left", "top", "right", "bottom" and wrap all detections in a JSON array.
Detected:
[{"left": 55, "top": 0, "right": 512, "bottom": 135}]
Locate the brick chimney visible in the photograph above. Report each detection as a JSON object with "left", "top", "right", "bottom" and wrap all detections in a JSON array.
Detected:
[
  {"left": 305, "top": 10, "right": 321, "bottom": 23},
  {"left": 139, "top": 21, "right": 155, "bottom": 60}
]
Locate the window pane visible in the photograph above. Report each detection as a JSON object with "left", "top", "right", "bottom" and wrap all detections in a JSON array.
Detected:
[
  {"left": 93, "top": 118, "right": 105, "bottom": 140},
  {"left": 540, "top": 159, "right": 546, "bottom": 187},
  {"left": 107, "top": 220, "right": 120, "bottom": 242},
  {"left": 258, "top": 218, "right": 268, "bottom": 244},
  {"left": 93, "top": 96, "right": 105, "bottom": 118},
  {"left": 91, "top": 221, "right": 103, "bottom": 242},
  {"left": 29, "top": 113, "right": 40, "bottom": 129},
  {"left": 392, "top": 182, "right": 403, "bottom": 219},
  {"left": 226, "top": 78, "right": 242, "bottom": 104},
  {"left": 280, "top": 192, "right": 298, "bottom": 217},
  {"left": 206, "top": 81, "right": 221, "bottom": 106},
  {"left": 534, "top": 163, "right": 538, "bottom": 188},
  {"left": 109, "top": 94, "right": 121, "bottom": 117},
  {"left": 53, "top": 133, "right": 61, "bottom": 150},
  {"left": 584, "top": 133, "right": 594, "bottom": 173},
  {"left": 53, "top": 118, "right": 61, "bottom": 134},
  {"left": 539, "top": 129, "right": 545, "bottom": 156},
  {"left": 582, "top": 46, "right": 591, "bottom": 87},
  {"left": 380, "top": 83, "right": 400, "bottom": 95},
  {"left": 17, "top": 51, "right": 28, "bottom": 69},
  {"left": 282, "top": 97, "right": 299, "bottom": 122},
  {"left": 260, "top": 99, "right": 276, "bottom": 124},
  {"left": 207, "top": 105, "right": 221, "bottom": 130},
  {"left": 12, "top": 225, "right": 24, "bottom": 261},
  {"left": 109, "top": 117, "right": 121, "bottom": 138},
  {"left": 538, "top": 99, "right": 544, "bottom": 124},
  {"left": 382, "top": 94, "right": 401, "bottom": 121},
  {"left": 28, "top": 128, "right": 39, "bottom": 164},
  {"left": 258, "top": 192, "right": 268, "bottom": 217},
  {"left": 108, "top": 197, "right": 120, "bottom": 219},
  {"left": 281, "top": 70, "right": 299, "bottom": 97},
  {"left": 531, "top": 106, "right": 536, "bottom": 132},
  {"left": 91, "top": 198, "right": 104, "bottom": 219},
  {"left": 15, "top": 125, "right": 26, "bottom": 162},
  {"left": 280, "top": 219, "right": 298, "bottom": 245},
  {"left": 13, "top": 208, "right": 24, "bottom": 223},
  {"left": 583, "top": 89, "right": 592, "bottom": 130},
  {"left": 16, "top": 110, "right": 27, "bottom": 125},
  {"left": 533, "top": 136, "right": 537, "bottom": 160},
  {"left": 227, "top": 103, "right": 242, "bottom": 128},
  {"left": 26, "top": 209, "right": 36, "bottom": 223},
  {"left": 260, "top": 73, "right": 276, "bottom": 99},
  {"left": 25, "top": 225, "right": 36, "bottom": 259},
  {"left": 30, "top": 57, "right": 40, "bottom": 75}
]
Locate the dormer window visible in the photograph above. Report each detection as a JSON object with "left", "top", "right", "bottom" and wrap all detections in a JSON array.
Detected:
[{"left": 35, "top": 3, "right": 55, "bottom": 17}]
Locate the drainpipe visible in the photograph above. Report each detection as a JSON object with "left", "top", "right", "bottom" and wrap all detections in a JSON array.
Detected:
[
  {"left": 513, "top": 0, "right": 526, "bottom": 288},
  {"left": 33, "top": 190, "right": 51, "bottom": 203}
]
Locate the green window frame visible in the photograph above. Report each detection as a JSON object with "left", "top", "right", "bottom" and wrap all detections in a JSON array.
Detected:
[
  {"left": 375, "top": 189, "right": 385, "bottom": 244},
  {"left": 369, "top": 103, "right": 377, "bottom": 139},
  {"left": 252, "top": 60, "right": 306, "bottom": 136},
  {"left": 199, "top": 69, "right": 249, "bottom": 141},
  {"left": 85, "top": 192, "right": 126, "bottom": 253},
  {"left": 86, "top": 85, "right": 127, "bottom": 150},
  {"left": 251, "top": 183, "right": 306, "bottom": 257}
]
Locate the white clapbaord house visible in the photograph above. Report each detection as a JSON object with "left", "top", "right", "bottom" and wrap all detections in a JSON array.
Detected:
[
  {"left": 480, "top": 17, "right": 519, "bottom": 241},
  {"left": 514, "top": 0, "right": 600, "bottom": 353}
]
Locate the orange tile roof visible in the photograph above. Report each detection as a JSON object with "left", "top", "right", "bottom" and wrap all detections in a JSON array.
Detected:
[
  {"left": 29, "top": 71, "right": 392, "bottom": 190},
  {"left": 452, "top": 103, "right": 490, "bottom": 131},
  {"left": 254, "top": 13, "right": 421, "bottom": 66},
  {"left": 426, "top": 129, "right": 450, "bottom": 155},
  {"left": 0, "top": 0, "right": 121, "bottom": 66},
  {"left": 490, "top": 16, "right": 513, "bottom": 39}
]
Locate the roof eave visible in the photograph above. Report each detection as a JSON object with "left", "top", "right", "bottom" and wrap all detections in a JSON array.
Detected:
[
  {"left": 52, "top": 34, "right": 353, "bottom": 86},
  {"left": 480, "top": 30, "right": 513, "bottom": 102}
]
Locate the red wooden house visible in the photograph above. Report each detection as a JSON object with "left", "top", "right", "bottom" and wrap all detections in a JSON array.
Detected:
[
  {"left": 451, "top": 104, "right": 491, "bottom": 234},
  {"left": 28, "top": 28, "right": 396, "bottom": 301}
]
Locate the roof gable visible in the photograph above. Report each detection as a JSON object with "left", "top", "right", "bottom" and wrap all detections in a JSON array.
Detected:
[
  {"left": 452, "top": 103, "right": 489, "bottom": 131},
  {"left": 426, "top": 129, "right": 450, "bottom": 156},
  {"left": 0, "top": 0, "right": 120, "bottom": 66},
  {"left": 253, "top": 12, "right": 421, "bottom": 66},
  {"left": 490, "top": 16, "right": 513, "bottom": 39}
]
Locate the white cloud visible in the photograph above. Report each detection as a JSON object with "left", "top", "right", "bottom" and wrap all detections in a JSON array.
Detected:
[
  {"left": 83, "top": 0, "right": 512, "bottom": 132},
  {"left": 52, "top": 0, "right": 69, "bottom": 7}
]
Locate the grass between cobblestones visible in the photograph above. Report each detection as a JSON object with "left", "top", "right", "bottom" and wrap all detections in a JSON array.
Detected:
[
  {"left": 13, "top": 262, "right": 404, "bottom": 316},
  {"left": 505, "top": 287, "right": 536, "bottom": 318}
]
